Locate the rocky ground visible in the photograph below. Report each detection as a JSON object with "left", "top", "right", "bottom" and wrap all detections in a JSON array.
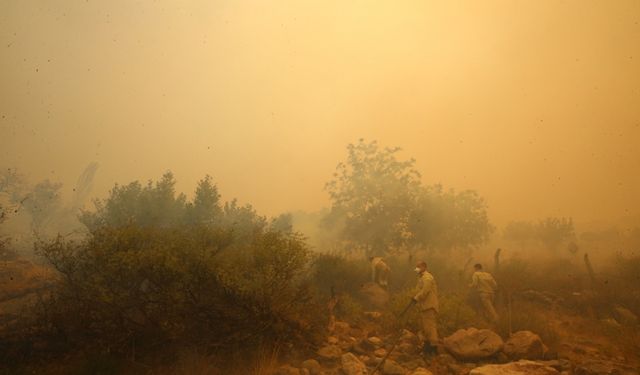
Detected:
[{"left": 271, "top": 312, "right": 639, "bottom": 375}]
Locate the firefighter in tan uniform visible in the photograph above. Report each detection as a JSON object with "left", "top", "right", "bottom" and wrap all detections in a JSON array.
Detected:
[
  {"left": 370, "top": 256, "right": 390, "bottom": 289},
  {"left": 469, "top": 263, "right": 499, "bottom": 323},
  {"left": 412, "top": 261, "right": 439, "bottom": 356}
]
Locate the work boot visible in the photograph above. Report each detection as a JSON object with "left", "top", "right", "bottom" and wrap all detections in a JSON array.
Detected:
[{"left": 422, "top": 342, "right": 434, "bottom": 357}]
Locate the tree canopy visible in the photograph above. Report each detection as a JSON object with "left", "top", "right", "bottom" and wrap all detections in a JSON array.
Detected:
[{"left": 324, "top": 139, "right": 493, "bottom": 255}]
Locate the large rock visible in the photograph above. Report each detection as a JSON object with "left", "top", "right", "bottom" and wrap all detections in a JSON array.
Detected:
[
  {"left": 399, "top": 329, "right": 419, "bottom": 344},
  {"left": 359, "top": 282, "right": 390, "bottom": 308},
  {"left": 361, "top": 336, "right": 384, "bottom": 351},
  {"left": 504, "top": 331, "right": 546, "bottom": 360},
  {"left": 341, "top": 352, "right": 367, "bottom": 375},
  {"left": 443, "top": 328, "right": 504, "bottom": 361},
  {"left": 317, "top": 345, "right": 342, "bottom": 361},
  {"left": 470, "top": 360, "right": 559, "bottom": 375},
  {"left": 382, "top": 359, "right": 407, "bottom": 375},
  {"left": 301, "top": 359, "right": 322, "bottom": 375},
  {"left": 410, "top": 368, "right": 433, "bottom": 375}
]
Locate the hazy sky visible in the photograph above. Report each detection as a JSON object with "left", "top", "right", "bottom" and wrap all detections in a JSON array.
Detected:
[{"left": 1, "top": 1, "right": 639, "bottom": 226}]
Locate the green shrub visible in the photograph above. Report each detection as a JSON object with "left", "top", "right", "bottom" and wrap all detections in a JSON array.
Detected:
[{"left": 30, "top": 224, "right": 323, "bottom": 357}]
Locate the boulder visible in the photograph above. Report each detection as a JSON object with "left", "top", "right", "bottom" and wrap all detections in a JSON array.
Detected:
[
  {"left": 367, "top": 336, "right": 384, "bottom": 348},
  {"left": 359, "top": 282, "right": 390, "bottom": 308},
  {"left": 339, "top": 336, "right": 357, "bottom": 352},
  {"left": 382, "top": 359, "right": 407, "bottom": 375},
  {"left": 444, "top": 328, "right": 504, "bottom": 361},
  {"left": 399, "top": 329, "right": 420, "bottom": 345},
  {"left": 374, "top": 348, "right": 388, "bottom": 357},
  {"left": 504, "top": 331, "right": 546, "bottom": 360},
  {"left": 397, "top": 342, "right": 419, "bottom": 355},
  {"left": 301, "top": 359, "right": 322, "bottom": 375},
  {"left": 470, "top": 360, "right": 559, "bottom": 375},
  {"left": 341, "top": 352, "right": 367, "bottom": 375},
  {"left": 317, "top": 345, "right": 342, "bottom": 362}
]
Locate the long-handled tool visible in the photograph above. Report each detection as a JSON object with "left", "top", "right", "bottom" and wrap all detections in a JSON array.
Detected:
[{"left": 370, "top": 299, "right": 416, "bottom": 375}]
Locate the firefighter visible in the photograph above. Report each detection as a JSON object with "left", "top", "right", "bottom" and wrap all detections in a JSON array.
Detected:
[
  {"left": 370, "top": 256, "right": 390, "bottom": 289},
  {"left": 469, "top": 263, "right": 499, "bottom": 323},
  {"left": 413, "top": 261, "right": 439, "bottom": 356}
]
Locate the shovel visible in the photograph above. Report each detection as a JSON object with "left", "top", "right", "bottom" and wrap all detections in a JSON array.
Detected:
[{"left": 369, "top": 298, "right": 416, "bottom": 375}]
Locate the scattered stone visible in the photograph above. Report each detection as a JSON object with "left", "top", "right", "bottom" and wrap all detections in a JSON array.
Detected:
[
  {"left": 317, "top": 345, "right": 342, "bottom": 362},
  {"left": 443, "top": 328, "right": 504, "bottom": 361},
  {"left": 341, "top": 352, "right": 367, "bottom": 375},
  {"left": 327, "top": 336, "right": 339, "bottom": 344},
  {"left": 374, "top": 348, "right": 388, "bottom": 357},
  {"left": 367, "top": 336, "right": 384, "bottom": 347},
  {"left": 301, "top": 359, "right": 322, "bottom": 375},
  {"left": 504, "top": 331, "right": 546, "bottom": 360},
  {"left": 364, "top": 311, "right": 383, "bottom": 321},
  {"left": 399, "top": 329, "right": 419, "bottom": 345},
  {"left": 339, "top": 336, "right": 357, "bottom": 351},
  {"left": 382, "top": 359, "right": 407, "bottom": 375},
  {"left": 470, "top": 360, "right": 559, "bottom": 375}
]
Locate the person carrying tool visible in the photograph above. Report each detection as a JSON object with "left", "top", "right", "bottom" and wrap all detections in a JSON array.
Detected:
[
  {"left": 370, "top": 256, "right": 390, "bottom": 289},
  {"left": 469, "top": 263, "right": 499, "bottom": 324},
  {"left": 413, "top": 261, "right": 439, "bottom": 356}
]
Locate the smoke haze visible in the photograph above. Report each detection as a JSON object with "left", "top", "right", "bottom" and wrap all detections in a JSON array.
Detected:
[{"left": 2, "top": 0, "right": 639, "bottom": 227}]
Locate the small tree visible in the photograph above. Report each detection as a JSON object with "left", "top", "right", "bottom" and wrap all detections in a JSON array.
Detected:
[
  {"left": 408, "top": 186, "right": 492, "bottom": 253},
  {"left": 537, "top": 217, "right": 575, "bottom": 251},
  {"left": 324, "top": 139, "right": 421, "bottom": 256},
  {"left": 22, "top": 179, "right": 63, "bottom": 234},
  {"left": 184, "top": 175, "right": 221, "bottom": 226}
]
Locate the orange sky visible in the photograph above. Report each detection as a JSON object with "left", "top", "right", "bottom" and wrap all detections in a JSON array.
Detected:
[{"left": 1, "top": 1, "right": 639, "bottom": 227}]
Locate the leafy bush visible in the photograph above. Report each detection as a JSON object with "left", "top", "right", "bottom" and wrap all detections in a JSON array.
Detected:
[{"left": 32, "top": 224, "right": 322, "bottom": 355}]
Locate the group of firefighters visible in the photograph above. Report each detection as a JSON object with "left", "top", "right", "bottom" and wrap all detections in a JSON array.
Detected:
[{"left": 369, "top": 256, "right": 499, "bottom": 356}]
